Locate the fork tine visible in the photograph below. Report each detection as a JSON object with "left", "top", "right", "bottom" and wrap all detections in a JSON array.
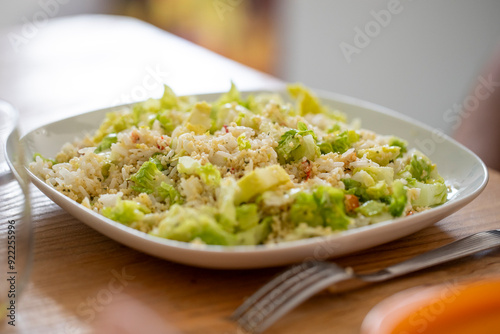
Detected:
[
  {"left": 253, "top": 268, "right": 352, "bottom": 333},
  {"left": 231, "top": 261, "right": 319, "bottom": 320},
  {"left": 235, "top": 262, "right": 350, "bottom": 333}
]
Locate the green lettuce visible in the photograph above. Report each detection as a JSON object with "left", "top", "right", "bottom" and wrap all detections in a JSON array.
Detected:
[
  {"left": 102, "top": 199, "right": 150, "bottom": 226},
  {"left": 275, "top": 122, "right": 320, "bottom": 163},
  {"left": 290, "top": 186, "right": 351, "bottom": 230},
  {"left": 94, "top": 133, "right": 117, "bottom": 154},
  {"left": 177, "top": 156, "right": 221, "bottom": 186},
  {"left": 386, "top": 180, "right": 407, "bottom": 217},
  {"left": 319, "top": 130, "right": 359, "bottom": 154}
]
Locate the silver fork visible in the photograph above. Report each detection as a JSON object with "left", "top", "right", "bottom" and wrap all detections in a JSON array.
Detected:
[{"left": 231, "top": 229, "right": 500, "bottom": 333}]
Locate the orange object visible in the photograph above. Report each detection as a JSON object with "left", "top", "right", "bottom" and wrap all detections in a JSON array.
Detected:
[{"left": 361, "top": 278, "right": 500, "bottom": 334}]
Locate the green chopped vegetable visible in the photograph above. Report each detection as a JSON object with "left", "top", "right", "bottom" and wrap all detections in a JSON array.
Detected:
[
  {"left": 387, "top": 180, "right": 407, "bottom": 217},
  {"left": 357, "top": 166, "right": 394, "bottom": 185},
  {"left": 388, "top": 136, "right": 407, "bottom": 157},
  {"left": 357, "top": 146, "right": 401, "bottom": 166},
  {"left": 153, "top": 205, "right": 237, "bottom": 245},
  {"left": 237, "top": 134, "right": 251, "bottom": 150},
  {"left": 102, "top": 199, "right": 150, "bottom": 226},
  {"left": 214, "top": 81, "right": 242, "bottom": 108},
  {"left": 185, "top": 102, "right": 212, "bottom": 134},
  {"left": 290, "top": 186, "right": 351, "bottom": 230},
  {"left": 101, "top": 163, "right": 111, "bottom": 179},
  {"left": 158, "top": 182, "right": 183, "bottom": 205},
  {"left": 35, "top": 82, "right": 450, "bottom": 247},
  {"left": 198, "top": 163, "right": 221, "bottom": 186},
  {"left": 129, "top": 157, "right": 180, "bottom": 204},
  {"left": 287, "top": 84, "right": 346, "bottom": 121},
  {"left": 93, "top": 111, "right": 135, "bottom": 143},
  {"left": 130, "top": 161, "right": 163, "bottom": 195},
  {"left": 409, "top": 152, "right": 434, "bottom": 182},
  {"left": 216, "top": 178, "right": 238, "bottom": 232},
  {"left": 356, "top": 200, "right": 388, "bottom": 217},
  {"left": 177, "top": 156, "right": 221, "bottom": 186},
  {"left": 235, "top": 216, "right": 271, "bottom": 245},
  {"left": 342, "top": 178, "right": 370, "bottom": 202},
  {"left": 94, "top": 133, "right": 117, "bottom": 153},
  {"left": 319, "top": 130, "right": 359, "bottom": 154},
  {"left": 366, "top": 181, "right": 390, "bottom": 199},
  {"left": 235, "top": 165, "right": 290, "bottom": 204},
  {"left": 409, "top": 179, "right": 447, "bottom": 207},
  {"left": 150, "top": 153, "right": 165, "bottom": 171},
  {"left": 33, "top": 153, "right": 57, "bottom": 165},
  {"left": 314, "top": 186, "right": 351, "bottom": 230},
  {"left": 160, "top": 84, "right": 180, "bottom": 109},
  {"left": 275, "top": 122, "right": 320, "bottom": 163},
  {"left": 154, "top": 110, "right": 175, "bottom": 134},
  {"left": 289, "top": 192, "right": 323, "bottom": 227},
  {"left": 236, "top": 204, "right": 260, "bottom": 231}
]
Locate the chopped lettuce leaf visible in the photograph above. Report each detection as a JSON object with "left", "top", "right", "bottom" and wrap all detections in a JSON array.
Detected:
[
  {"left": 313, "top": 186, "right": 351, "bottom": 230},
  {"left": 102, "top": 198, "right": 150, "bottom": 226},
  {"left": 177, "top": 156, "right": 221, "bottom": 186},
  {"left": 154, "top": 110, "right": 175, "bottom": 134},
  {"left": 214, "top": 81, "right": 242, "bottom": 107},
  {"left": 357, "top": 166, "right": 394, "bottom": 185},
  {"left": 235, "top": 165, "right": 291, "bottom": 204},
  {"left": 409, "top": 152, "right": 434, "bottom": 182},
  {"left": 185, "top": 102, "right": 212, "bottom": 134},
  {"left": 356, "top": 200, "right": 388, "bottom": 217},
  {"left": 237, "top": 134, "right": 251, "bottom": 150},
  {"left": 236, "top": 204, "right": 260, "bottom": 231},
  {"left": 275, "top": 122, "right": 320, "bottom": 163},
  {"left": 129, "top": 157, "right": 181, "bottom": 204},
  {"left": 342, "top": 178, "right": 370, "bottom": 202},
  {"left": 388, "top": 136, "right": 407, "bottom": 157},
  {"left": 152, "top": 205, "right": 237, "bottom": 245},
  {"left": 235, "top": 216, "right": 271, "bottom": 245},
  {"left": 290, "top": 186, "right": 351, "bottom": 230},
  {"left": 409, "top": 179, "right": 447, "bottom": 207},
  {"left": 94, "top": 133, "right": 117, "bottom": 153},
  {"left": 101, "top": 163, "right": 111, "bottom": 179},
  {"left": 198, "top": 163, "right": 221, "bottom": 186},
  {"left": 150, "top": 153, "right": 165, "bottom": 171},
  {"left": 160, "top": 84, "right": 179, "bottom": 109},
  {"left": 216, "top": 178, "right": 238, "bottom": 232},
  {"left": 366, "top": 181, "right": 390, "bottom": 199},
  {"left": 158, "top": 182, "right": 183, "bottom": 205},
  {"left": 352, "top": 170, "right": 376, "bottom": 188},
  {"left": 357, "top": 146, "right": 401, "bottom": 165},
  {"left": 387, "top": 180, "right": 407, "bottom": 217},
  {"left": 93, "top": 111, "right": 135, "bottom": 143},
  {"left": 319, "top": 130, "right": 359, "bottom": 154},
  {"left": 130, "top": 161, "right": 163, "bottom": 195},
  {"left": 287, "top": 84, "right": 346, "bottom": 121},
  {"left": 289, "top": 192, "right": 323, "bottom": 227},
  {"left": 33, "top": 153, "right": 57, "bottom": 165}
]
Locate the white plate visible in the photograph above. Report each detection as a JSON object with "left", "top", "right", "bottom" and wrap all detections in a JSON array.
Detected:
[{"left": 10, "top": 90, "right": 488, "bottom": 269}]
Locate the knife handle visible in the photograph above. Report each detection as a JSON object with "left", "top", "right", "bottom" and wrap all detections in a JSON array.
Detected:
[{"left": 364, "top": 230, "right": 500, "bottom": 282}]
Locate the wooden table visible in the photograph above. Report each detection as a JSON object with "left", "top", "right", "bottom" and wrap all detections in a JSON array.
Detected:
[{"left": 2, "top": 15, "right": 500, "bottom": 334}]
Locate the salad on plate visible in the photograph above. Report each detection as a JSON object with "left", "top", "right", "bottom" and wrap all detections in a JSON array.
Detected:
[{"left": 30, "top": 84, "right": 448, "bottom": 246}]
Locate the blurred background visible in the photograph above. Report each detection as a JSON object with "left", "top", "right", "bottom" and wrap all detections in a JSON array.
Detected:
[{"left": 1, "top": 0, "right": 500, "bottom": 135}]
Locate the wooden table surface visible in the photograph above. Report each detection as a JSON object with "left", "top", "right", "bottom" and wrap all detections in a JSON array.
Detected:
[{"left": 2, "top": 15, "right": 500, "bottom": 334}]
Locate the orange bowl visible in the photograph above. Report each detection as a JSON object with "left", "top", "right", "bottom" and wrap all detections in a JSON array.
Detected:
[{"left": 361, "top": 278, "right": 500, "bottom": 334}]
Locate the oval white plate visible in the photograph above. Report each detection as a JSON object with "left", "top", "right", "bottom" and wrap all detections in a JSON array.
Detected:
[{"left": 11, "top": 90, "right": 488, "bottom": 269}]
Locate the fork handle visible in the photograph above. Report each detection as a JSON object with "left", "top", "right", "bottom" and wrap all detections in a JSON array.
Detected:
[{"left": 364, "top": 230, "right": 500, "bottom": 282}]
